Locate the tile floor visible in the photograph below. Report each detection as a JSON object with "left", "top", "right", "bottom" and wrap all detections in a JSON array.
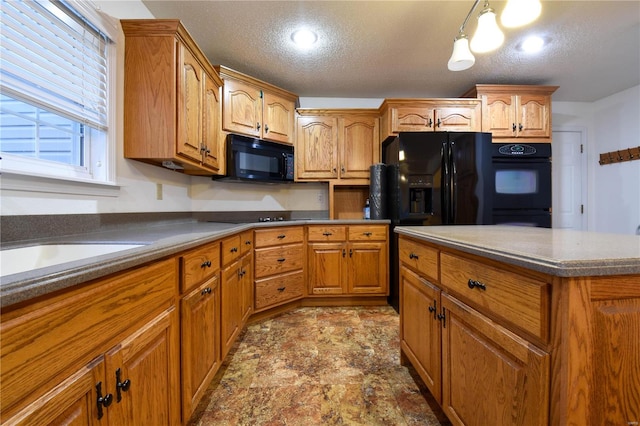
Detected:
[{"left": 188, "top": 305, "right": 451, "bottom": 426}]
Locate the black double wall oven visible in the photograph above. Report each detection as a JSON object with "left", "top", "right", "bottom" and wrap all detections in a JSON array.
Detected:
[{"left": 491, "top": 143, "right": 552, "bottom": 228}]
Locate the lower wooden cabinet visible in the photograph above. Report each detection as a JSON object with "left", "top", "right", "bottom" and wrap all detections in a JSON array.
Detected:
[
  {"left": 399, "top": 236, "right": 550, "bottom": 426},
  {"left": 221, "top": 250, "right": 252, "bottom": 359},
  {"left": 307, "top": 225, "right": 388, "bottom": 296},
  {"left": 0, "top": 259, "right": 179, "bottom": 426},
  {"left": 180, "top": 275, "right": 220, "bottom": 422}
]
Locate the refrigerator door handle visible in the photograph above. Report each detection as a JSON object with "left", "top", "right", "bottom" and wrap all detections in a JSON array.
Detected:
[
  {"left": 442, "top": 141, "right": 451, "bottom": 224},
  {"left": 450, "top": 141, "right": 457, "bottom": 224}
]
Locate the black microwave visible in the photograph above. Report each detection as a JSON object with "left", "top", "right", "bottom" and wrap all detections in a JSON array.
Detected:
[{"left": 221, "top": 134, "right": 294, "bottom": 182}]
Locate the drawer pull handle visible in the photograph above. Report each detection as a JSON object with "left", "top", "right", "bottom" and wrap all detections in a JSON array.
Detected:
[
  {"left": 322, "top": 232, "right": 333, "bottom": 236},
  {"left": 277, "top": 234, "right": 286, "bottom": 239},
  {"left": 277, "top": 286, "right": 286, "bottom": 292},
  {"left": 230, "top": 247, "right": 238, "bottom": 253},
  {"left": 277, "top": 258, "right": 286, "bottom": 263},
  {"left": 201, "top": 260, "right": 212, "bottom": 268},
  {"left": 409, "top": 253, "right": 419, "bottom": 260},
  {"left": 363, "top": 232, "right": 372, "bottom": 236},
  {"left": 468, "top": 279, "right": 487, "bottom": 291},
  {"left": 245, "top": 240, "right": 252, "bottom": 245},
  {"left": 201, "top": 287, "right": 212, "bottom": 295}
]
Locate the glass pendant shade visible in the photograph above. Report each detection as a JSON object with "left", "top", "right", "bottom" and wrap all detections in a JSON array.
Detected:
[
  {"left": 501, "top": 0, "right": 542, "bottom": 28},
  {"left": 448, "top": 35, "right": 475, "bottom": 71},
  {"left": 470, "top": 7, "right": 504, "bottom": 53}
]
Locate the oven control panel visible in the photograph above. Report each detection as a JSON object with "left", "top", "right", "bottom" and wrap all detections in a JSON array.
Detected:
[{"left": 497, "top": 144, "right": 538, "bottom": 156}]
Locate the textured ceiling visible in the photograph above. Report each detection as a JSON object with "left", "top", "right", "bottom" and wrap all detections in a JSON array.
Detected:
[{"left": 137, "top": 1, "right": 640, "bottom": 102}]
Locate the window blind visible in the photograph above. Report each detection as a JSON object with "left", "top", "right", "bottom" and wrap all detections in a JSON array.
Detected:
[{"left": 0, "top": 0, "right": 110, "bottom": 131}]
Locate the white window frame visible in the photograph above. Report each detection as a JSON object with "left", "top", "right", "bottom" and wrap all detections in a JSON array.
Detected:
[{"left": 0, "top": 0, "right": 119, "bottom": 195}]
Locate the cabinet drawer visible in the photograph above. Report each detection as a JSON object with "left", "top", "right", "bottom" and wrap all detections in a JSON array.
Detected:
[
  {"left": 398, "top": 238, "right": 439, "bottom": 282},
  {"left": 180, "top": 242, "right": 220, "bottom": 292},
  {"left": 348, "top": 225, "right": 387, "bottom": 241},
  {"left": 440, "top": 252, "right": 550, "bottom": 342},
  {"left": 307, "top": 225, "right": 346, "bottom": 241},
  {"left": 254, "top": 243, "right": 304, "bottom": 278},
  {"left": 240, "top": 230, "right": 253, "bottom": 255},
  {"left": 221, "top": 234, "right": 241, "bottom": 266},
  {"left": 255, "top": 226, "right": 304, "bottom": 248},
  {"left": 255, "top": 270, "right": 305, "bottom": 310}
]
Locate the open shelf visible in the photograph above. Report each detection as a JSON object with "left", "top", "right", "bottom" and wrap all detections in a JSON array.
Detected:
[{"left": 329, "top": 180, "right": 369, "bottom": 220}]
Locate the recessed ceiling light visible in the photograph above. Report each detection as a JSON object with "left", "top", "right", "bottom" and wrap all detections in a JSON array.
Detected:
[
  {"left": 520, "top": 35, "right": 546, "bottom": 53},
  {"left": 291, "top": 29, "right": 318, "bottom": 48}
]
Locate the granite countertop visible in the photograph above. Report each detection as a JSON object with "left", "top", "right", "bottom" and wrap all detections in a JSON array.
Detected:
[
  {"left": 0, "top": 219, "right": 389, "bottom": 308},
  {"left": 395, "top": 225, "right": 640, "bottom": 277}
]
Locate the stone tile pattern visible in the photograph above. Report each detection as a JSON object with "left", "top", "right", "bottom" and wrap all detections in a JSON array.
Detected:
[{"left": 189, "top": 306, "right": 450, "bottom": 426}]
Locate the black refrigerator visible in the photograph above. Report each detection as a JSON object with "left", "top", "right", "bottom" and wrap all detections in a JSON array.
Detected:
[{"left": 378, "top": 132, "right": 494, "bottom": 311}]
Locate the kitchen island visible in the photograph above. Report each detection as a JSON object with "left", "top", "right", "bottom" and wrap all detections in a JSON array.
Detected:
[{"left": 395, "top": 225, "right": 639, "bottom": 426}]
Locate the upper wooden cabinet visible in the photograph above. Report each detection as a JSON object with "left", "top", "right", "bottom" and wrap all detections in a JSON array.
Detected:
[
  {"left": 295, "top": 109, "right": 380, "bottom": 181},
  {"left": 379, "top": 99, "right": 481, "bottom": 140},
  {"left": 122, "top": 20, "right": 223, "bottom": 175},
  {"left": 217, "top": 66, "right": 298, "bottom": 144},
  {"left": 463, "top": 85, "right": 558, "bottom": 142}
]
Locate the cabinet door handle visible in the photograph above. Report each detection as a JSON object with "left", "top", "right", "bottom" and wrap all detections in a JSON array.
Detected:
[
  {"left": 349, "top": 249, "right": 353, "bottom": 257},
  {"left": 265, "top": 124, "right": 269, "bottom": 133},
  {"left": 277, "top": 234, "right": 286, "bottom": 239},
  {"left": 201, "top": 287, "right": 212, "bottom": 295},
  {"left": 428, "top": 305, "right": 436, "bottom": 313},
  {"left": 409, "top": 253, "right": 419, "bottom": 260},
  {"left": 322, "top": 232, "right": 333, "bottom": 236},
  {"left": 512, "top": 123, "right": 517, "bottom": 132},
  {"left": 519, "top": 123, "right": 523, "bottom": 131},
  {"left": 201, "top": 260, "right": 212, "bottom": 268},
  {"left": 342, "top": 249, "right": 346, "bottom": 257},
  {"left": 467, "top": 279, "right": 487, "bottom": 290},
  {"left": 277, "top": 286, "right": 286, "bottom": 292},
  {"left": 436, "top": 118, "right": 441, "bottom": 127},
  {"left": 96, "top": 382, "right": 113, "bottom": 419},
  {"left": 437, "top": 310, "right": 446, "bottom": 327},
  {"left": 427, "top": 118, "right": 433, "bottom": 128},
  {"left": 256, "top": 122, "right": 261, "bottom": 131},
  {"left": 115, "top": 368, "right": 131, "bottom": 402},
  {"left": 341, "top": 166, "right": 345, "bottom": 173}
]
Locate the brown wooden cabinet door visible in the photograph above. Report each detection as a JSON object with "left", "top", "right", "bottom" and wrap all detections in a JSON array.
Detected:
[
  {"left": 178, "top": 44, "right": 204, "bottom": 163},
  {"left": 222, "top": 79, "right": 261, "bottom": 138},
  {"left": 441, "top": 294, "right": 549, "bottom": 426},
  {"left": 338, "top": 117, "right": 379, "bottom": 179},
  {"left": 4, "top": 358, "right": 104, "bottom": 426},
  {"left": 295, "top": 116, "right": 339, "bottom": 179},
  {"left": 307, "top": 242, "right": 346, "bottom": 295},
  {"left": 400, "top": 266, "right": 442, "bottom": 403},
  {"left": 517, "top": 94, "right": 551, "bottom": 138},
  {"left": 481, "top": 93, "right": 516, "bottom": 138},
  {"left": 347, "top": 241, "right": 387, "bottom": 294},
  {"left": 180, "top": 275, "right": 220, "bottom": 421},
  {"left": 221, "top": 259, "right": 242, "bottom": 359},
  {"left": 263, "top": 91, "right": 294, "bottom": 144},
  {"left": 105, "top": 306, "right": 181, "bottom": 426},
  {"left": 434, "top": 105, "right": 480, "bottom": 132},
  {"left": 391, "top": 107, "right": 435, "bottom": 132},
  {"left": 239, "top": 252, "right": 253, "bottom": 325},
  {"left": 202, "top": 73, "right": 221, "bottom": 171}
]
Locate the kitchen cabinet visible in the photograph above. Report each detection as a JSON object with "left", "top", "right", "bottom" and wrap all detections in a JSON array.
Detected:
[
  {"left": 0, "top": 258, "right": 180, "bottom": 425},
  {"left": 379, "top": 99, "right": 481, "bottom": 140},
  {"left": 295, "top": 109, "right": 380, "bottom": 181},
  {"left": 220, "top": 233, "right": 253, "bottom": 359},
  {"left": 254, "top": 226, "right": 305, "bottom": 312},
  {"left": 122, "top": 20, "right": 223, "bottom": 175},
  {"left": 217, "top": 66, "right": 298, "bottom": 145},
  {"left": 399, "top": 235, "right": 552, "bottom": 425},
  {"left": 462, "top": 84, "right": 558, "bottom": 142},
  {"left": 307, "top": 225, "right": 388, "bottom": 296},
  {"left": 179, "top": 242, "right": 221, "bottom": 422}
]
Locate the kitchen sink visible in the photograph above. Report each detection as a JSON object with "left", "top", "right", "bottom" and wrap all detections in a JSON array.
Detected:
[{"left": 0, "top": 244, "right": 144, "bottom": 277}]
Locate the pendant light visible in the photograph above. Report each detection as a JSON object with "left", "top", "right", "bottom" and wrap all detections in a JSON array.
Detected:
[
  {"left": 470, "top": 2, "right": 504, "bottom": 53},
  {"left": 501, "top": 0, "right": 542, "bottom": 28},
  {"left": 447, "top": 34, "right": 475, "bottom": 71}
]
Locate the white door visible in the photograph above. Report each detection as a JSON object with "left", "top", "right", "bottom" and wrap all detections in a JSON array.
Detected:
[{"left": 552, "top": 129, "right": 587, "bottom": 230}]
